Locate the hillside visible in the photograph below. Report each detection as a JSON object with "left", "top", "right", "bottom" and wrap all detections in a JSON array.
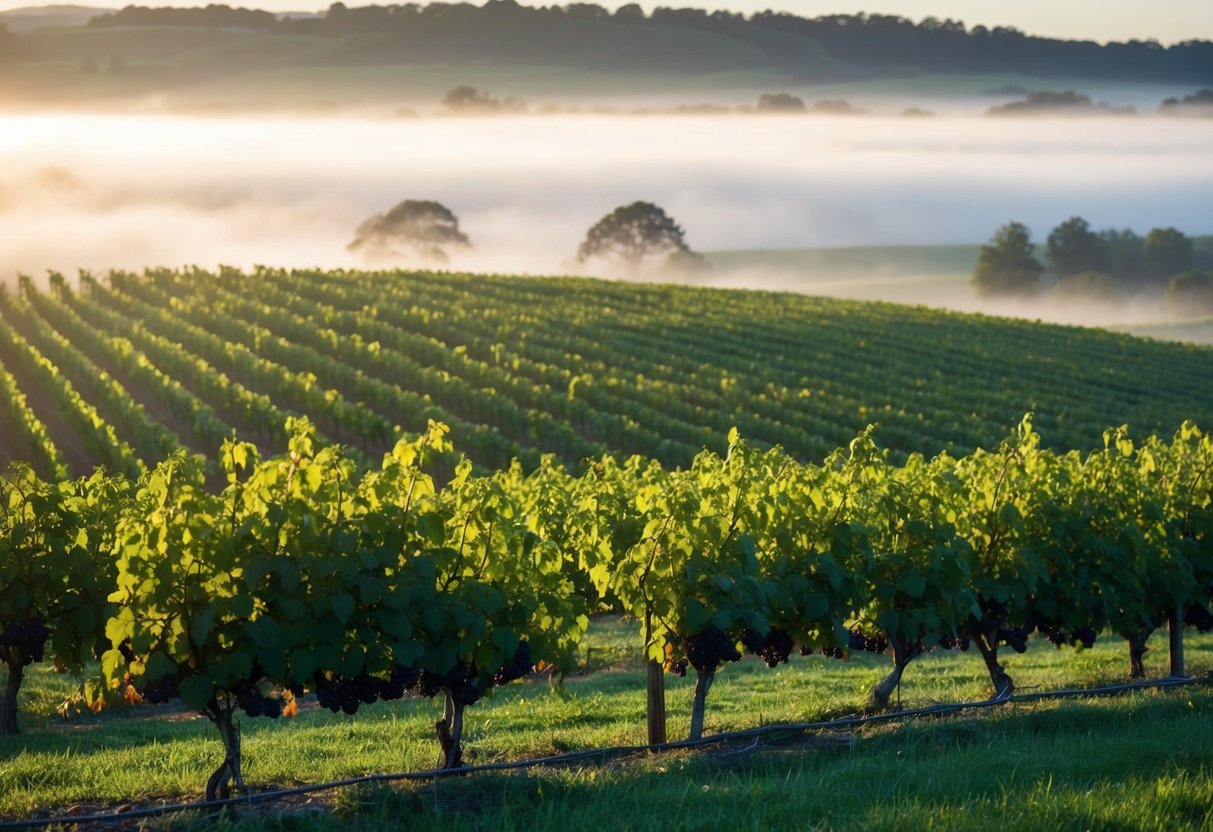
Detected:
[
  {"left": 0, "top": 3, "right": 1210, "bottom": 110},
  {"left": 0, "top": 4, "right": 111, "bottom": 31},
  {"left": 1, "top": 268, "right": 1211, "bottom": 481}
]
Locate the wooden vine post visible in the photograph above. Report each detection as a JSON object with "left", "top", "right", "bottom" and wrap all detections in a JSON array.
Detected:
[
  {"left": 644, "top": 606, "right": 666, "bottom": 745},
  {"left": 646, "top": 659, "right": 667, "bottom": 745},
  {"left": 1169, "top": 604, "right": 1186, "bottom": 678}
]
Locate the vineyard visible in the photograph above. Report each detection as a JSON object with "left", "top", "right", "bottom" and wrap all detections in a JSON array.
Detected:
[
  {"left": 1, "top": 268, "right": 1213, "bottom": 824},
  {"left": 1, "top": 267, "right": 1212, "bottom": 480}
]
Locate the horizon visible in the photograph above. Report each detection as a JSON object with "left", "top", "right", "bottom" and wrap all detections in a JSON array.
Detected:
[{"left": 1, "top": 0, "right": 1211, "bottom": 46}]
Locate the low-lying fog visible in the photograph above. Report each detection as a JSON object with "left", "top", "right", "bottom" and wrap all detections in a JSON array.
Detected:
[{"left": 2, "top": 111, "right": 1210, "bottom": 331}]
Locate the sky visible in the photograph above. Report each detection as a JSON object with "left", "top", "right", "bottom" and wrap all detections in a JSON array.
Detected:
[{"left": 2, "top": 0, "right": 1211, "bottom": 45}]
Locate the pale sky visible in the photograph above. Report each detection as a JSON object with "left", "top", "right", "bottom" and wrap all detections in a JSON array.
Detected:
[
  {"left": 630, "top": 1, "right": 1213, "bottom": 44},
  {"left": 3, "top": 0, "right": 1210, "bottom": 44}
]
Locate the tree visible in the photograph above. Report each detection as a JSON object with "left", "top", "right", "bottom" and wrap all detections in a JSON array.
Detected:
[
  {"left": 1099, "top": 228, "right": 1145, "bottom": 281},
  {"left": 347, "top": 200, "right": 470, "bottom": 264},
  {"left": 1144, "top": 227, "right": 1194, "bottom": 284},
  {"left": 756, "top": 92, "right": 806, "bottom": 112},
  {"left": 971, "top": 221, "right": 1043, "bottom": 297},
  {"left": 1047, "top": 216, "right": 1108, "bottom": 277},
  {"left": 576, "top": 201, "right": 705, "bottom": 276},
  {"left": 441, "top": 86, "right": 524, "bottom": 114}
]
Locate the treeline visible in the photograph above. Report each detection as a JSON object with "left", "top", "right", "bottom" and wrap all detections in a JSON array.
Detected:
[
  {"left": 972, "top": 218, "right": 1213, "bottom": 306},
  {"left": 79, "top": 2, "right": 1213, "bottom": 82},
  {"left": 3, "top": 416, "right": 1212, "bottom": 799}
]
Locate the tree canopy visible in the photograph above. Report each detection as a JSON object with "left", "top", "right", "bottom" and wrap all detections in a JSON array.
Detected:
[
  {"left": 1047, "top": 216, "right": 1108, "bottom": 277},
  {"left": 1143, "top": 227, "right": 1194, "bottom": 284},
  {"left": 575, "top": 201, "right": 707, "bottom": 276},
  {"left": 347, "top": 200, "right": 470, "bottom": 264},
  {"left": 971, "top": 221, "right": 1043, "bottom": 297}
]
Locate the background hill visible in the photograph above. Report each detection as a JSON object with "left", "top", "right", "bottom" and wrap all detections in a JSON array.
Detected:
[{"left": 1, "top": 3, "right": 1210, "bottom": 109}]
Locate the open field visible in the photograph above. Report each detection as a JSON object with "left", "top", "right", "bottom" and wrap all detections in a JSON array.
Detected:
[{"left": 2, "top": 619, "right": 1212, "bottom": 828}]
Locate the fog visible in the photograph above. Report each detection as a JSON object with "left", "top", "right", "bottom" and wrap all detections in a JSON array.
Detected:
[{"left": 1, "top": 111, "right": 1210, "bottom": 331}]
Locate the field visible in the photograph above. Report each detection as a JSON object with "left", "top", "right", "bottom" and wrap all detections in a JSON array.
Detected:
[
  {"left": 2, "top": 268, "right": 1213, "bottom": 829},
  {"left": 2, "top": 267, "right": 1212, "bottom": 480},
  {"left": 3, "top": 619, "right": 1212, "bottom": 829}
]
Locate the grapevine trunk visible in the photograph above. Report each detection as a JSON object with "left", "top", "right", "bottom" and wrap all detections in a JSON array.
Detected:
[
  {"left": 973, "top": 631, "right": 1014, "bottom": 696},
  {"left": 1126, "top": 630, "right": 1151, "bottom": 679},
  {"left": 1, "top": 660, "right": 24, "bottom": 736},
  {"left": 688, "top": 668, "right": 715, "bottom": 741},
  {"left": 868, "top": 638, "right": 921, "bottom": 710},
  {"left": 436, "top": 689, "right": 466, "bottom": 769},
  {"left": 204, "top": 700, "right": 244, "bottom": 802}
]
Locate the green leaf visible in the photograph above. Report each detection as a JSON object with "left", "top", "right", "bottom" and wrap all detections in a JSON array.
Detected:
[
  {"left": 190, "top": 603, "right": 218, "bottom": 646},
  {"left": 244, "top": 617, "right": 281, "bottom": 649},
  {"left": 331, "top": 593, "right": 356, "bottom": 625}
]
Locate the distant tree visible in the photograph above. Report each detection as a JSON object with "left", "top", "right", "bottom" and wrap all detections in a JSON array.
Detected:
[
  {"left": 576, "top": 201, "right": 705, "bottom": 275},
  {"left": 1166, "top": 271, "right": 1213, "bottom": 315},
  {"left": 565, "top": 3, "right": 609, "bottom": 20},
  {"left": 971, "top": 221, "right": 1043, "bottom": 297},
  {"left": 613, "top": 3, "right": 644, "bottom": 20},
  {"left": 1047, "top": 216, "right": 1108, "bottom": 277},
  {"left": 441, "top": 86, "right": 525, "bottom": 114},
  {"left": 1159, "top": 89, "right": 1213, "bottom": 116},
  {"left": 756, "top": 92, "right": 806, "bottom": 112},
  {"left": 1143, "top": 227, "right": 1194, "bottom": 283},
  {"left": 901, "top": 107, "right": 934, "bottom": 117},
  {"left": 1098, "top": 228, "right": 1145, "bottom": 281},
  {"left": 347, "top": 199, "right": 470, "bottom": 263}
]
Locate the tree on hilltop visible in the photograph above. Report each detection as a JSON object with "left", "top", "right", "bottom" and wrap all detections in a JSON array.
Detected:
[
  {"left": 1047, "top": 216, "right": 1108, "bottom": 277},
  {"left": 347, "top": 200, "right": 470, "bottom": 264},
  {"left": 575, "top": 201, "right": 708, "bottom": 276},
  {"left": 971, "top": 221, "right": 1043, "bottom": 297},
  {"left": 1143, "top": 227, "right": 1194, "bottom": 284}
]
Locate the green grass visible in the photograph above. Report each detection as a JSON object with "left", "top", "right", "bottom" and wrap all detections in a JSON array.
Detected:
[{"left": 2, "top": 621, "right": 1211, "bottom": 828}]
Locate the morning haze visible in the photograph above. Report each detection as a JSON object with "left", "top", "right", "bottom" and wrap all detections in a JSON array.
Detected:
[{"left": 0, "top": 0, "right": 1211, "bottom": 339}]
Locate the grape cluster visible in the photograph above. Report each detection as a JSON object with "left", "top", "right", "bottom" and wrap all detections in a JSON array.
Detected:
[
  {"left": 996, "top": 626, "right": 1032, "bottom": 653},
  {"left": 1024, "top": 610, "right": 1098, "bottom": 649},
  {"left": 685, "top": 626, "right": 742, "bottom": 673},
  {"left": 668, "top": 657, "right": 689, "bottom": 676},
  {"left": 1185, "top": 604, "right": 1213, "bottom": 632},
  {"left": 315, "top": 663, "right": 421, "bottom": 715},
  {"left": 492, "top": 641, "right": 533, "bottom": 686},
  {"left": 937, "top": 633, "right": 970, "bottom": 651},
  {"left": 847, "top": 629, "right": 888, "bottom": 654},
  {"left": 812, "top": 645, "right": 847, "bottom": 660},
  {"left": 235, "top": 679, "right": 283, "bottom": 719},
  {"left": 741, "top": 628, "right": 794, "bottom": 667},
  {"left": 418, "top": 663, "right": 483, "bottom": 707},
  {"left": 139, "top": 675, "right": 178, "bottom": 705},
  {"left": 0, "top": 617, "right": 49, "bottom": 664}
]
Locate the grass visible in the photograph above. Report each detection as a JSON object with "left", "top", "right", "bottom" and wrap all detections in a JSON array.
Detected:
[{"left": 1, "top": 619, "right": 1212, "bottom": 829}]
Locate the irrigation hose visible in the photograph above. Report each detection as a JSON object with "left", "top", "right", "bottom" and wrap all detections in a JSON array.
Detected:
[{"left": 0, "top": 673, "right": 1207, "bottom": 829}]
